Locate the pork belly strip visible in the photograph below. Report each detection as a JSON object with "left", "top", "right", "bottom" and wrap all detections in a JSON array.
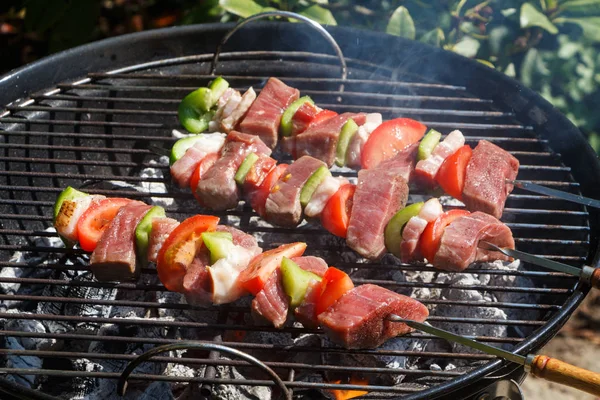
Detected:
[
  {"left": 462, "top": 140, "right": 519, "bottom": 219},
  {"left": 318, "top": 284, "right": 429, "bottom": 349},
  {"left": 170, "top": 145, "right": 208, "bottom": 188},
  {"left": 147, "top": 217, "right": 179, "bottom": 263},
  {"left": 90, "top": 202, "right": 152, "bottom": 281},
  {"left": 239, "top": 77, "right": 299, "bottom": 148},
  {"left": 413, "top": 130, "right": 465, "bottom": 188},
  {"left": 221, "top": 87, "right": 256, "bottom": 132},
  {"left": 264, "top": 156, "right": 326, "bottom": 227},
  {"left": 433, "top": 211, "right": 514, "bottom": 272},
  {"left": 252, "top": 256, "right": 328, "bottom": 328},
  {"left": 197, "top": 131, "right": 271, "bottom": 210},
  {"left": 183, "top": 225, "right": 260, "bottom": 306},
  {"left": 290, "top": 113, "right": 367, "bottom": 167},
  {"left": 347, "top": 168, "right": 409, "bottom": 260},
  {"left": 400, "top": 198, "right": 443, "bottom": 262}
]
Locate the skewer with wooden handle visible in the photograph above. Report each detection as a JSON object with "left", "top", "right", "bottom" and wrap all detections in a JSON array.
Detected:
[
  {"left": 389, "top": 317, "right": 600, "bottom": 396},
  {"left": 479, "top": 241, "right": 600, "bottom": 289}
]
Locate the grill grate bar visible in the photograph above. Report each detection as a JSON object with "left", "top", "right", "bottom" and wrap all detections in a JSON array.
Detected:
[
  {"left": 0, "top": 277, "right": 572, "bottom": 295},
  {"left": 0, "top": 349, "right": 465, "bottom": 377},
  {"left": 86, "top": 72, "right": 469, "bottom": 90},
  {"left": 0, "top": 156, "right": 168, "bottom": 168},
  {"left": 0, "top": 294, "right": 562, "bottom": 311},
  {"left": 1, "top": 130, "right": 179, "bottom": 142},
  {"left": 0, "top": 330, "right": 524, "bottom": 350}
]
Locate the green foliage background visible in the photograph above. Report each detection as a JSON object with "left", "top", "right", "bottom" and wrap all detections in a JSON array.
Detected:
[{"left": 1, "top": 0, "right": 599, "bottom": 150}]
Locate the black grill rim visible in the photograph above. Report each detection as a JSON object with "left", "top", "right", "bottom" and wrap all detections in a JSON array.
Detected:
[{"left": 0, "top": 21, "right": 598, "bottom": 400}]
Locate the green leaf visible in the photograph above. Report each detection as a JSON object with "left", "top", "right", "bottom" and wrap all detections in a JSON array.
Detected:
[
  {"left": 556, "top": 17, "right": 600, "bottom": 41},
  {"left": 298, "top": 5, "right": 337, "bottom": 25},
  {"left": 520, "top": 48, "right": 539, "bottom": 87},
  {"left": 386, "top": 6, "right": 416, "bottom": 39},
  {"left": 520, "top": 3, "right": 558, "bottom": 34},
  {"left": 219, "top": 0, "right": 264, "bottom": 18},
  {"left": 452, "top": 36, "right": 481, "bottom": 58},
  {"left": 559, "top": 0, "right": 600, "bottom": 17},
  {"left": 505, "top": 63, "right": 516, "bottom": 77},
  {"left": 420, "top": 28, "right": 445, "bottom": 47},
  {"left": 588, "top": 132, "right": 600, "bottom": 153},
  {"left": 501, "top": 8, "right": 517, "bottom": 17},
  {"left": 476, "top": 59, "right": 495, "bottom": 68}
]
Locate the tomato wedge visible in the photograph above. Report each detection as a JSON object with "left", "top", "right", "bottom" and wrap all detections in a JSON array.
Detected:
[
  {"left": 238, "top": 242, "right": 307, "bottom": 295},
  {"left": 248, "top": 163, "right": 288, "bottom": 217},
  {"left": 308, "top": 109, "right": 338, "bottom": 128},
  {"left": 321, "top": 184, "right": 356, "bottom": 238},
  {"left": 419, "top": 209, "right": 470, "bottom": 262},
  {"left": 315, "top": 267, "right": 354, "bottom": 316},
  {"left": 361, "top": 118, "right": 427, "bottom": 169},
  {"left": 436, "top": 145, "right": 473, "bottom": 201},
  {"left": 190, "top": 153, "right": 219, "bottom": 204},
  {"left": 156, "top": 215, "right": 219, "bottom": 292},
  {"left": 77, "top": 198, "right": 132, "bottom": 252}
]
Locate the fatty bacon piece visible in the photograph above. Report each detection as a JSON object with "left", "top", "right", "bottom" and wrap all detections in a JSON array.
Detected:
[
  {"left": 413, "top": 130, "right": 465, "bottom": 188},
  {"left": 90, "top": 202, "right": 152, "bottom": 281},
  {"left": 318, "top": 284, "right": 429, "bottom": 349},
  {"left": 399, "top": 198, "right": 444, "bottom": 263},
  {"left": 462, "top": 140, "right": 520, "bottom": 219},
  {"left": 304, "top": 176, "right": 348, "bottom": 218},
  {"left": 197, "top": 131, "right": 271, "bottom": 210},
  {"left": 239, "top": 77, "right": 299, "bottom": 148},
  {"left": 252, "top": 256, "right": 328, "bottom": 328},
  {"left": 288, "top": 113, "right": 367, "bottom": 167},
  {"left": 346, "top": 166, "right": 410, "bottom": 260},
  {"left": 170, "top": 134, "right": 226, "bottom": 188},
  {"left": 221, "top": 87, "right": 256, "bottom": 132},
  {"left": 183, "top": 225, "right": 262, "bottom": 305},
  {"left": 345, "top": 113, "right": 383, "bottom": 169},
  {"left": 434, "top": 211, "right": 514, "bottom": 271},
  {"left": 264, "top": 156, "right": 326, "bottom": 227}
]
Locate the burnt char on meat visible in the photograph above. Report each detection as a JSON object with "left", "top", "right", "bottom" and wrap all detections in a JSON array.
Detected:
[
  {"left": 288, "top": 113, "right": 367, "bottom": 167},
  {"left": 347, "top": 168, "right": 409, "bottom": 260},
  {"left": 318, "top": 284, "right": 429, "bottom": 349},
  {"left": 264, "top": 156, "right": 326, "bottom": 227},
  {"left": 252, "top": 256, "right": 328, "bottom": 328},
  {"left": 197, "top": 131, "right": 271, "bottom": 210},
  {"left": 147, "top": 217, "right": 179, "bottom": 263},
  {"left": 239, "top": 77, "right": 299, "bottom": 148},
  {"left": 90, "top": 202, "right": 152, "bottom": 281},
  {"left": 434, "top": 211, "right": 515, "bottom": 271},
  {"left": 462, "top": 140, "right": 519, "bottom": 219}
]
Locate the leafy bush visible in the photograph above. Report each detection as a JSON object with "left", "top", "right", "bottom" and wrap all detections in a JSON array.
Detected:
[{"left": 1, "top": 0, "right": 599, "bottom": 149}]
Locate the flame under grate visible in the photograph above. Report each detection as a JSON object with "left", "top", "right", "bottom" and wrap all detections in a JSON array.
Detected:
[{"left": 0, "top": 51, "right": 591, "bottom": 399}]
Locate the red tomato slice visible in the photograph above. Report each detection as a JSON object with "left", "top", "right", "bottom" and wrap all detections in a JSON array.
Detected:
[
  {"left": 315, "top": 267, "right": 354, "bottom": 316},
  {"left": 361, "top": 118, "right": 427, "bottom": 169},
  {"left": 238, "top": 242, "right": 307, "bottom": 295},
  {"left": 190, "top": 153, "right": 219, "bottom": 204},
  {"left": 321, "top": 184, "right": 356, "bottom": 238},
  {"left": 308, "top": 109, "right": 338, "bottom": 128},
  {"left": 77, "top": 198, "right": 132, "bottom": 252},
  {"left": 156, "top": 215, "right": 219, "bottom": 292},
  {"left": 419, "top": 209, "right": 471, "bottom": 262},
  {"left": 291, "top": 102, "right": 321, "bottom": 136},
  {"left": 248, "top": 163, "right": 288, "bottom": 217},
  {"left": 436, "top": 145, "right": 473, "bottom": 201},
  {"left": 243, "top": 155, "right": 277, "bottom": 192}
]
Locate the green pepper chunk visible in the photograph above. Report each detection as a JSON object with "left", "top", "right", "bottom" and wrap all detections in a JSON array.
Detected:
[
  {"left": 280, "top": 256, "right": 322, "bottom": 307},
  {"left": 178, "top": 105, "right": 214, "bottom": 134},
  {"left": 299, "top": 166, "right": 331, "bottom": 208},
  {"left": 135, "top": 206, "right": 166, "bottom": 266},
  {"left": 235, "top": 153, "right": 259, "bottom": 185},
  {"left": 335, "top": 118, "right": 359, "bottom": 167},
  {"left": 178, "top": 77, "right": 229, "bottom": 133},
  {"left": 201, "top": 231, "right": 234, "bottom": 264},
  {"left": 384, "top": 202, "right": 425, "bottom": 258},
  {"left": 53, "top": 186, "right": 88, "bottom": 222},
  {"left": 170, "top": 135, "right": 207, "bottom": 165},
  {"left": 207, "top": 77, "right": 230, "bottom": 105},
  {"left": 280, "top": 96, "right": 314, "bottom": 137},
  {"left": 418, "top": 129, "right": 442, "bottom": 161}
]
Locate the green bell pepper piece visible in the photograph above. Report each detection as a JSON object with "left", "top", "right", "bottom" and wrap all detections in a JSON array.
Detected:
[
  {"left": 299, "top": 166, "right": 331, "bottom": 208},
  {"left": 53, "top": 186, "right": 89, "bottom": 222},
  {"left": 418, "top": 129, "right": 442, "bottom": 161},
  {"left": 280, "top": 96, "right": 314, "bottom": 137},
  {"left": 335, "top": 118, "right": 359, "bottom": 167},
  {"left": 280, "top": 256, "right": 322, "bottom": 307},
  {"left": 201, "top": 231, "right": 234, "bottom": 264},
  {"left": 384, "top": 202, "right": 424, "bottom": 258},
  {"left": 135, "top": 206, "right": 166, "bottom": 266},
  {"left": 235, "top": 153, "right": 259, "bottom": 185}
]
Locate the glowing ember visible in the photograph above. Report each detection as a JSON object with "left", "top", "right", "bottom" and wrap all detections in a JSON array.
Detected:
[{"left": 328, "top": 376, "right": 369, "bottom": 400}]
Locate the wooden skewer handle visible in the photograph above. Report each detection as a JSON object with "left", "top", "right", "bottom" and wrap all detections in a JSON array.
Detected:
[{"left": 529, "top": 355, "right": 600, "bottom": 396}]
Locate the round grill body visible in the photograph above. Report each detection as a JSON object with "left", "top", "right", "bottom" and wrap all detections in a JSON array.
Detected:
[{"left": 0, "top": 22, "right": 597, "bottom": 400}]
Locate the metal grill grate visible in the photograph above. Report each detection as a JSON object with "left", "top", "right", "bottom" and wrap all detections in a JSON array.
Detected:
[{"left": 0, "top": 48, "right": 591, "bottom": 400}]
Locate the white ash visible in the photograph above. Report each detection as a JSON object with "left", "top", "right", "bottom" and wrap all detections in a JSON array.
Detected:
[
  {"left": 5, "top": 336, "right": 42, "bottom": 388},
  {"left": 210, "top": 360, "right": 272, "bottom": 400}
]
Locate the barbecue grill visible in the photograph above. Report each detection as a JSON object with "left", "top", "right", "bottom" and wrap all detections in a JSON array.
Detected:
[{"left": 0, "top": 15, "right": 598, "bottom": 400}]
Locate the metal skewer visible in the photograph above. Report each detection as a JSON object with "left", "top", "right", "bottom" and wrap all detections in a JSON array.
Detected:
[
  {"left": 389, "top": 317, "right": 600, "bottom": 396},
  {"left": 508, "top": 179, "right": 600, "bottom": 209},
  {"left": 478, "top": 241, "right": 600, "bottom": 289}
]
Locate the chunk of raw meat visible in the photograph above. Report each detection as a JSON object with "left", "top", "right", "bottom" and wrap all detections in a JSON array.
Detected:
[
  {"left": 318, "top": 284, "right": 429, "bottom": 349},
  {"left": 221, "top": 87, "right": 256, "bottom": 132},
  {"left": 414, "top": 130, "right": 465, "bottom": 188},
  {"left": 147, "top": 217, "right": 179, "bottom": 263},
  {"left": 399, "top": 198, "right": 443, "bottom": 262},
  {"left": 462, "top": 140, "right": 520, "bottom": 219},
  {"left": 434, "top": 211, "right": 515, "bottom": 271},
  {"left": 239, "top": 78, "right": 299, "bottom": 148}
]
